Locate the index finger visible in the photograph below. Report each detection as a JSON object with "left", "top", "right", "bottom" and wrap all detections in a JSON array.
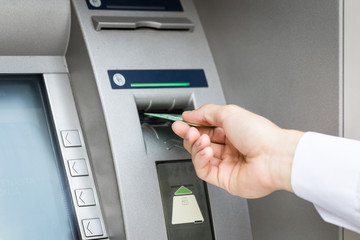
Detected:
[{"left": 172, "top": 120, "right": 226, "bottom": 144}]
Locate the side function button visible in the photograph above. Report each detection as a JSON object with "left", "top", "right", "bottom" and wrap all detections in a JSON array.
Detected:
[
  {"left": 61, "top": 130, "right": 82, "bottom": 147},
  {"left": 82, "top": 218, "right": 103, "bottom": 237},
  {"left": 75, "top": 188, "right": 96, "bottom": 207},
  {"left": 68, "top": 159, "right": 89, "bottom": 177}
]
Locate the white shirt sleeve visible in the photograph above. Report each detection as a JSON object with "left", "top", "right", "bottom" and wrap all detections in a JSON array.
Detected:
[{"left": 291, "top": 132, "right": 360, "bottom": 233}]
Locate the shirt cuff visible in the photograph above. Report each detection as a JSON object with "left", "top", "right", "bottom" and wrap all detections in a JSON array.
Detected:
[{"left": 291, "top": 132, "right": 360, "bottom": 231}]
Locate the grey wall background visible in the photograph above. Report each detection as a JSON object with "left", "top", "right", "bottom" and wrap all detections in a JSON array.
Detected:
[{"left": 193, "top": 0, "right": 341, "bottom": 239}]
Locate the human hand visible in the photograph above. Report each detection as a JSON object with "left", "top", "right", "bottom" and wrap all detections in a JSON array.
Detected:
[{"left": 172, "top": 104, "right": 303, "bottom": 198}]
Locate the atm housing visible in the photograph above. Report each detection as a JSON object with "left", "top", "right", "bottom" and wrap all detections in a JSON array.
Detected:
[{"left": 67, "top": 0, "right": 252, "bottom": 239}]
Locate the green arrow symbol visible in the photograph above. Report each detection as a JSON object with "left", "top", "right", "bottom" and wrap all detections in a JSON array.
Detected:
[{"left": 175, "top": 186, "right": 192, "bottom": 196}]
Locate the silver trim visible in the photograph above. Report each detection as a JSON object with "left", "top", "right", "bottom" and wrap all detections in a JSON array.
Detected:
[
  {"left": 0, "top": 56, "right": 68, "bottom": 74},
  {"left": 344, "top": 0, "right": 360, "bottom": 238},
  {"left": 43, "top": 74, "right": 108, "bottom": 240}
]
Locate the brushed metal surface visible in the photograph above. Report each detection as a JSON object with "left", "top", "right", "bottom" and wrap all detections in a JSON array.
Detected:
[{"left": 0, "top": 0, "right": 70, "bottom": 55}]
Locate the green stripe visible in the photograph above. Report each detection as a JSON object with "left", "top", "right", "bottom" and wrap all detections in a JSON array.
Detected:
[{"left": 131, "top": 82, "right": 190, "bottom": 87}]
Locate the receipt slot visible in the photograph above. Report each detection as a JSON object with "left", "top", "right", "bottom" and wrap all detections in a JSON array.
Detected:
[{"left": 157, "top": 161, "right": 214, "bottom": 240}]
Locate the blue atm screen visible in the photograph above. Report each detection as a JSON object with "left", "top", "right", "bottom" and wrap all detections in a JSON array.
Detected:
[{"left": 0, "top": 76, "right": 79, "bottom": 239}]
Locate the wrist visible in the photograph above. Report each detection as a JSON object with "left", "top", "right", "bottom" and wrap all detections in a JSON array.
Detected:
[{"left": 271, "top": 129, "right": 304, "bottom": 192}]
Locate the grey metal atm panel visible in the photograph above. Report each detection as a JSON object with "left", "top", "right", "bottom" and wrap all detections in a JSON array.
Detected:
[
  {"left": 0, "top": 0, "right": 70, "bottom": 56},
  {"left": 67, "top": 0, "right": 252, "bottom": 239},
  {"left": 194, "top": 0, "right": 341, "bottom": 239}
]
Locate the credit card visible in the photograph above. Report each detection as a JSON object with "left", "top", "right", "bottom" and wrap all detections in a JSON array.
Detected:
[{"left": 144, "top": 113, "right": 205, "bottom": 127}]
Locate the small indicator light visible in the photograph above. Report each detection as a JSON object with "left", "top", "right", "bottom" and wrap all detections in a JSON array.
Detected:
[{"left": 130, "top": 82, "right": 190, "bottom": 87}]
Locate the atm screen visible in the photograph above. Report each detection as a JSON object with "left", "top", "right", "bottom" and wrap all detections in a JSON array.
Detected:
[{"left": 0, "top": 75, "right": 79, "bottom": 239}]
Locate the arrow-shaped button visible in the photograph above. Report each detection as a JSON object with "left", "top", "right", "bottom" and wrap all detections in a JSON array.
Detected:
[
  {"left": 68, "top": 159, "right": 88, "bottom": 177},
  {"left": 72, "top": 162, "right": 79, "bottom": 174},
  {"left": 61, "top": 130, "right": 82, "bottom": 147},
  {"left": 65, "top": 132, "right": 71, "bottom": 144},
  {"left": 82, "top": 218, "right": 103, "bottom": 237},
  {"left": 86, "top": 221, "right": 93, "bottom": 234},
  {"left": 79, "top": 191, "right": 86, "bottom": 204},
  {"left": 75, "top": 188, "right": 96, "bottom": 207}
]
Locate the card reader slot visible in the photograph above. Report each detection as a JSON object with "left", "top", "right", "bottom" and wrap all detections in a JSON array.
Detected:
[
  {"left": 135, "top": 94, "right": 194, "bottom": 158},
  {"left": 135, "top": 94, "right": 194, "bottom": 112},
  {"left": 92, "top": 16, "right": 194, "bottom": 31}
]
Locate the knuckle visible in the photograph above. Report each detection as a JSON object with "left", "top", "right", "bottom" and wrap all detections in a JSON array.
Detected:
[
  {"left": 202, "top": 103, "right": 215, "bottom": 109},
  {"left": 224, "top": 104, "right": 238, "bottom": 113},
  {"left": 217, "top": 105, "right": 237, "bottom": 124},
  {"left": 195, "top": 169, "right": 206, "bottom": 181},
  {"left": 202, "top": 112, "right": 211, "bottom": 124}
]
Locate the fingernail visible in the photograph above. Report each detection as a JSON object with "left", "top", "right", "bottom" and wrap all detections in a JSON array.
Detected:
[
  {"left": 195, "top": 138, "right": 201, "bottom": 147},
  {"left": 200, "top": 148, "right": 206, "bottom": 156},
  {"left": 182, "top": 111, "right": 191, "bottom": 116},
  {"left": 184, "top": 133, "right": 189, "bottom": 141}
]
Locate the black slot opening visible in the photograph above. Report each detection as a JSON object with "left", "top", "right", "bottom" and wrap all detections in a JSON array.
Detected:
[{"left": 139, "top": 109, "right": 183, "bottom": 126}]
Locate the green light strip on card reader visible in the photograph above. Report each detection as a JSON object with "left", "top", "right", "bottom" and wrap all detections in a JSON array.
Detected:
[{"left": 130, "top": 82, "right": 190, "bottom": 87}]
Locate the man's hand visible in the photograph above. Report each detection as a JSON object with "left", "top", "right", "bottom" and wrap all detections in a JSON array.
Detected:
[{"left": 172, "top": 104, "right": 303, "bottom": 198}]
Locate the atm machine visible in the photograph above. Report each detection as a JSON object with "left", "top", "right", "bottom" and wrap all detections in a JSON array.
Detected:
[
  {"left": 66, "top": 0, "right": 253, "bottom": 239},
  {"left": 1, "top": 0, "right": 359, "bottom": 240},
  {"left": 0, "top": 0, "right": 252, "bottom": 239}
]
